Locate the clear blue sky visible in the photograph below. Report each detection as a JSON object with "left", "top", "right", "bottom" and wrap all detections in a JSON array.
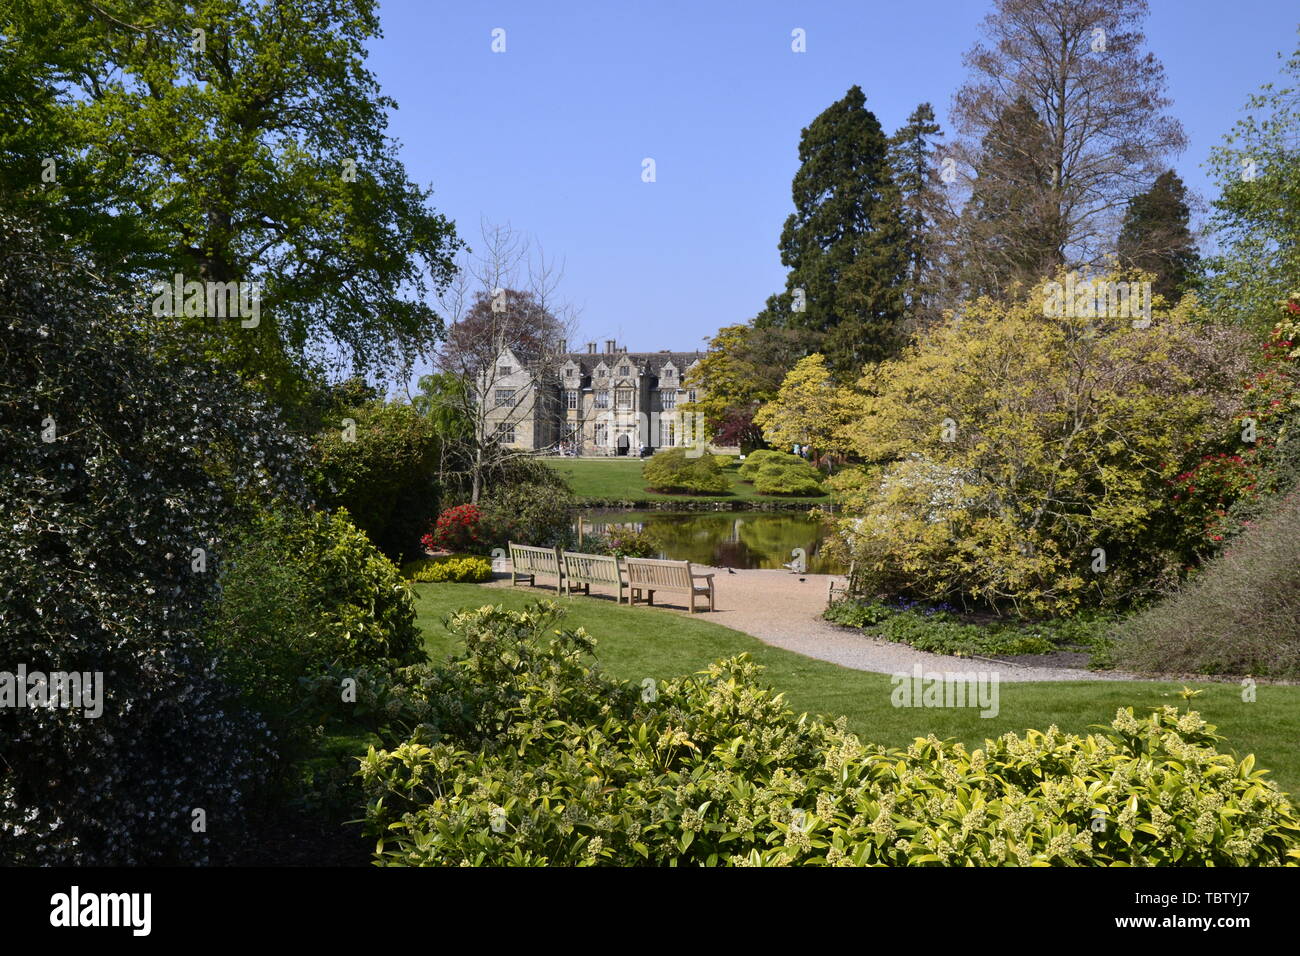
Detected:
[{"left": 366, "top": 0, "right": 1300, "bottom": 373}]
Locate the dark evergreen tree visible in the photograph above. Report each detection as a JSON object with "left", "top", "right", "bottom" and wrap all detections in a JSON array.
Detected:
[
  {"left": 1117, "top": 169, "right": 1200, "bottom": 303},
  {"left": 764, "top": 86, "right": 907, "bottom": 376},
  {"left": 889, "top": 103, "right": 948, "bottom": 330}
]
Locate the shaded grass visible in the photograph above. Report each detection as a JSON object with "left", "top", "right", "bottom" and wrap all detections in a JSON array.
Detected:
[
  {"left": 412, "top": 582, "right": 1300, "bottom": 797},
  {"left": 545, "top": 456, "right": 827, "bottom": 504}
]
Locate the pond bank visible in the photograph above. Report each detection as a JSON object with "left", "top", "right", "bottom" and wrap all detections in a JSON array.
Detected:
[
  {"left": 574, "top": 497, "right": 825, "bottom": 511},
  {"left": 577, "top": 509, "right": 844, "bottom": 572}
]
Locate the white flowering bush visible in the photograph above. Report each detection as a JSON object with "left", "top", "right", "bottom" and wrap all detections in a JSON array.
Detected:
[
  {"left": 359, "top": 602, "right": 1300, "bottom": 866},
  {"left": 0, "top": 214, "right": 307, "bottom": 863}
]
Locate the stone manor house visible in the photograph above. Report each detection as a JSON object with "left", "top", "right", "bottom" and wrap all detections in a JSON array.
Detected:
[{"left": 480, "top": 339, "right": 715, "bottom": 456}]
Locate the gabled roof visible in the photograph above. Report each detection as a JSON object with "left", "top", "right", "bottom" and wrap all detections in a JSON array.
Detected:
[{"left": 561, "top": 349, "right": 705, "bottom": 378}]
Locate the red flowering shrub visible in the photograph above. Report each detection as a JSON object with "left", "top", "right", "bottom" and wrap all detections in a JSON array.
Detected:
[
  {"left": 1169, "top": 312, "right": 1300, "bottom": 550},
  {"left": 422, "top": 504, "right": 483, "bottom": 553}
]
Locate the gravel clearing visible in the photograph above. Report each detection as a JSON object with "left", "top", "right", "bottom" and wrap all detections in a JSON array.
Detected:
[{"left": 489, "top": 566, "right": 1144, "bottom": 683}]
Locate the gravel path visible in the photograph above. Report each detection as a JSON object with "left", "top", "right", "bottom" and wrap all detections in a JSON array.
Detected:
[{"left": 490, "top": 567, "right": 1140, "bottom": 683}]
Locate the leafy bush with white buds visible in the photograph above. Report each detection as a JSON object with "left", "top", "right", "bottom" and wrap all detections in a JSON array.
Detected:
[{"left": 0, "top": 213, "right": 306, "bottom": 863}]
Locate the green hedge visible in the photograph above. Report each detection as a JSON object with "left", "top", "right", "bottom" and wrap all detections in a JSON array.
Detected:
[{"left": 307, "top": 401, "right": 441, "bottom": 561}]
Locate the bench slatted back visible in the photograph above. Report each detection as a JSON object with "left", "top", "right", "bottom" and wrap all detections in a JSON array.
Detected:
[
  {"left": 624, "top": 557, "right": 695, "bottom": 592},
  {"left": 509, "top": 542, "right": 561, "bottom": 574},
  {"left": 562, "top": 551, "right": 621, "bottom": 585}
]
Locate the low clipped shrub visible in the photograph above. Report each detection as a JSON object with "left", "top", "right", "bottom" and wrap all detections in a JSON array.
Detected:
[
  {"left": 401, "top": 555, "right": 493, "bottom": 583},
  {"left": 1109, "top": 486, "right": 1300, "bottom": 677},
  {"left": 358, "top": 603, "right": 1300, "bottom": 866},
  {"left": 823, "top": 599, "right": 895, "bottom": 628},
  {"left": 205, "top": 506, "right": 425, "bottom": 711},
  {"left": 642, "top": 448, "right": 729, "bottom": 494},
  {"left": 754, "top": 459, "right": 823, "bottom": 496},
  {"left": 738, "top": 449, "right": 799, "bottom": 481},
  {"left": 876, "top": 612, "right": 1055, "bottom": 657}
]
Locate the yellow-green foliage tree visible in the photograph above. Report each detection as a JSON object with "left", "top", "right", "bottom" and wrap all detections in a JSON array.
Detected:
[
  {"left": 829, "top": 274, "right": 1253, "bottom": 614},
  {"left": 754, "top": 353, "right": 855, "bottom": 456}
]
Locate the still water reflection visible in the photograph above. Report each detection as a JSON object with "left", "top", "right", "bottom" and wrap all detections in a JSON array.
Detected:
[{"left": 577, "top": 510, "right": 845, "bottom": 573}]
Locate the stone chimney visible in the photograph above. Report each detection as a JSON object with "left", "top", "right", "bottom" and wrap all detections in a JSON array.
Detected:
[
  {"left": 605, "top": 339, "right": 616, "bottom": 354},
  {"left": 586, "top": 342, "right": 596, "bottom": 354}
]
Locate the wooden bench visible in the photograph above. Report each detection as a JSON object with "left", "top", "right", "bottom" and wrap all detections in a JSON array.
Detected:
[
  {"left": 562, "top": 551, "right": 627, "bottom": 603},
  {"left": 508, "top": 542, "right": 564, "bottom": 590},
  {"left": 624, "top": 557, "right": 715, "bottom": 613}
]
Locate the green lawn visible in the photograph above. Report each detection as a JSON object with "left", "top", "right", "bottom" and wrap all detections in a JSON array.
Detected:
[
  {"left": 545, "top": 456, "right": 828, "bottom": 504},
  {"left": 412, "top": 582, "right": 1300, "bottom": 797}
]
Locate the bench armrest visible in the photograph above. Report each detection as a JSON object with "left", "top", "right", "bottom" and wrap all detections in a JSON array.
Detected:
[{"left": 692, "top": 572, "right": 714, "bottom": 583}]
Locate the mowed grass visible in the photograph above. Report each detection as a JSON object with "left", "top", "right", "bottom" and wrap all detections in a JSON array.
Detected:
[
  {"left": 544, "top": 456, "right": 827, "bottom": 503},
  {"left": 412, "top": 582, "right": 1300, "bottom": 797}
]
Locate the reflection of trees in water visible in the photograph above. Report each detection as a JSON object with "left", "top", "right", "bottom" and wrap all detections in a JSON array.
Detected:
[{"left": 578, "top": 511, "right": 843, "bottom": 571}]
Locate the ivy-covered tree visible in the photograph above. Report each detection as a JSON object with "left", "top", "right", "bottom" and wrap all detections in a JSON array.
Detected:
[
  {"left": 760, "top": 86, "right": 907, "bottom": 376},
  {"left": 0, "top": 0, "right": 461, "bottom": 407},
  {"left": 1117, "top": 169, "right": 1199, "bottom": 304},
  {"left": 0, "top": 211, "right": 306, "bottom": 863},
  {"left": 956, "top": 96, "right": 1061, "bottom": 299}
]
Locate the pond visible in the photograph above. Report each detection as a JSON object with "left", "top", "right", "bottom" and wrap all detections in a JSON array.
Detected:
[{"left": 576, "top": 510, "right": 846, "bottom": 573}]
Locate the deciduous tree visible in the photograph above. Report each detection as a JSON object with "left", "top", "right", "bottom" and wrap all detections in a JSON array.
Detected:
[{"left": 950, "top": 0, "right": 1186, "bottom": 293}]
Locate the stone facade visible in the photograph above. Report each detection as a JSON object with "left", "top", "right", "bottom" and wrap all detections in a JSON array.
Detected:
[{"left": 479, "top": 339, "right": 711, "bottom": 456}]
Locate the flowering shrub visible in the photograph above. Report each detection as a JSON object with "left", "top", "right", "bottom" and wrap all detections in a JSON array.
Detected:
[
  {"left": 358, "top": 603, "right": 1300, "bottom": 866},
  {"left": 830, "top": 276, "right": 1254, "bottom": 614},
  {"left": 1275, "top": 292, "right": 1300, "bottom": 360},
  {"left": 401, "top": 555, "right": 493, "bottom": 583},
  {"left": 1170, "top": 312, "right": 1300, "bottom": 550},
  {"left": 0, "top": 213, "right": 306, "bottom": 863},
  {"left": 421, "top": 504, "right": 483, "bottom": 553}
]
